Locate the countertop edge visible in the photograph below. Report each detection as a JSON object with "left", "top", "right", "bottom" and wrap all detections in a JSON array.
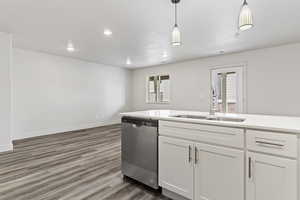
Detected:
[{"left": 120, "top": 112, "right": 300, "bottom": 135}]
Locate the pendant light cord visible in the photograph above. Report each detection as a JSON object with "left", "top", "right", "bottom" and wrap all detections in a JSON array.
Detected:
[{"left": 175, "top": 3, "right": 178, "bottom": 26}]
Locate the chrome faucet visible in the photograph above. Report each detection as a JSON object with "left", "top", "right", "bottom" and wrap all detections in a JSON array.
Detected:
[{"left": 209, "top": 87, "right": 218, "bottom": 116}]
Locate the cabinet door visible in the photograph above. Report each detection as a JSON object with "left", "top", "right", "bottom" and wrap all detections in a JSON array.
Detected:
[
  {"left": 246, "top": 152, "right": 297, "bottom": 200},
  {"left": 194, "top": 143, "right": 244, "bottom": 200},
  {"left": 159, "top": 136, "right": 194, "bottom": 199}
]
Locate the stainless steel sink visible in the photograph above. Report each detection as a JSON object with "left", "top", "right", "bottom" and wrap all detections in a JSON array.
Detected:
[
  {"left": 171, "top": 115, "right": 245, "bottom": 122},
  {"left": 172, "top": 115, "right": 207, "bottom": 120},
  {"left": 206, "top": 116, "right": 245, "bottom": 122}
]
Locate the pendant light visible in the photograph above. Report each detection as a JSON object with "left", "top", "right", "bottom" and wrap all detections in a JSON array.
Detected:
[
  {"left": 238, "top": 0, "right": 254, "bottom": 31},
  {"left": 171, "top": 0, "right": 181, "bottom": 46}
]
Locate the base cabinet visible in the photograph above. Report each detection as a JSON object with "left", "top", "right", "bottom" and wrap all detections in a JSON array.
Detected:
[
  {"left": 159, "top": 136, "right": 194, "bottom": 199},
  {"left": 159, "top": 136, "right": 244, "bottom": 200},
  {"left": 195, "top": 143, "right": 244, "bottom": 200},
  {"left": 246, "top": 152, "right": 297, "bottom": 200},
  {"left": 158, "top": 121, "right": 299, "bottom": 200}
]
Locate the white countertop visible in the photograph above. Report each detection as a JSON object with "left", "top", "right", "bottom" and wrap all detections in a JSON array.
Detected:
[{"left": 120, "top": 110, "right": 300, "bottom": 134}]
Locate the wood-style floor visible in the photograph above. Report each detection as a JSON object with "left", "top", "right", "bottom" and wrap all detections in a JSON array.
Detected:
[{"left": 0, "top": 124, "right": 169, "bottom": 200}]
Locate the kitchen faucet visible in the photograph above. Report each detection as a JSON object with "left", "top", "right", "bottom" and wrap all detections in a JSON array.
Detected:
[{"left": 209, "top": 87, "right": 218, "bottom": 116}]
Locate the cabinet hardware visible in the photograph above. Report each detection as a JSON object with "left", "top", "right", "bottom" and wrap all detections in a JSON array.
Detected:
[
  {"left": 188, "top": 145, "right": 192, "bottom": 163},
  {"left": 255, "top": 140, "right": 284, "bottom": 148},
  {"left": 195, "top": 147, "right": 198, "bottom": 164},
  {"left": 248, "top": 157, "right": 252, "bottom": 179}
]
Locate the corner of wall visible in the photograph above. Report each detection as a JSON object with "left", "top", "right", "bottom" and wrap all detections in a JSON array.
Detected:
[{"left": 0, "top": 32, "right": 13, "bottom": 153}]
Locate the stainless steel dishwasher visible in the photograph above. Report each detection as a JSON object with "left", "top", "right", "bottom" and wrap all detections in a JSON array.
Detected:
[{"left": 121, "top": 117, "right": 159, "bottom": 189}]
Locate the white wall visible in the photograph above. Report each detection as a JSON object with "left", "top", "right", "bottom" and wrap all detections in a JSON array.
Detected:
[
  {"left": 12, "top": 49, "right": 132, "bottom": 140},
  {"left": 0, "top": 32, "right": 12, "bottom": 151},
  {"left": 132, "top": 43, "right": 300, "bottom": 117}
]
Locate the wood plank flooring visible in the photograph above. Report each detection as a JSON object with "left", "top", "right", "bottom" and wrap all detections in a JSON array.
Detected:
[{"left": 0, "top": 125, "right": 169, "bottom": 200}]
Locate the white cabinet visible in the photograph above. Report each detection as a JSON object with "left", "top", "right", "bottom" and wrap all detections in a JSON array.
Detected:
[
  {"left": 246, "top": 152, "right": 297, "bottom": 200},
  {"left": 159, "top": 136, "right": 244, "bottom": 200},
  {"left": 158, "top": 121, "right": 299, "bottom": 200},
  {"left": 247, "top": 130, "right": 297, "bottom": 158},
  {"left": 159, "top": 136, "right": 194, "bottom": 199},
  {"left": 159, "top": 121, "right": 244, "bottom": 148},
  {"left": 195, "top": 143, "right": 244, "bottom": 200}
]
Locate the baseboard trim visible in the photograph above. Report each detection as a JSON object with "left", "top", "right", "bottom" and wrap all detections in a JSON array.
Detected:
[
  {"left": 13, "top": 120, "right": 121, "bottom": 140},
  {"left": 0, "top": 143, "right": 13, "bottom": 153},
  {"left": 162, "top": 188, "right": 191, "bottom": 200}
]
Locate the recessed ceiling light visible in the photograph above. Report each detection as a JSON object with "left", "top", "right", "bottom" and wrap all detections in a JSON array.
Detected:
[
  {"left": 126, "top": 58, "right": 132, "bottom": 65},
  {"left": 67, "top": 41, "right": 75, "bottom": 52},
  {"left": 104, "top": 29, "right": 112, "bottom": 36}
]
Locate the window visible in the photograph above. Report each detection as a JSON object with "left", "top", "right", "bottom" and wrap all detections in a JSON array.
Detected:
[
  {"left": 146, "top": 75, "right": 170, "bottom": 103},
  {"left": 211, "top": 66, "right": 245, "bottom": 113}
]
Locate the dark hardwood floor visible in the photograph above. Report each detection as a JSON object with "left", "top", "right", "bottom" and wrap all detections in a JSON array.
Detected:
[{"left": 0, "top": 124, "right": 168, "bottom": 200}]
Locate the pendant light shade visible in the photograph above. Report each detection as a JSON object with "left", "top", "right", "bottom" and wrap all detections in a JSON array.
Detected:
[
  {"left": 172, "top": 24, "right": 181, "bottom": 46},
  {"left": 171, "top": 0, "right": 181, "bottom": 46},
  {"left": 239, "top": 0, "right": 253, "bottom": 31}
]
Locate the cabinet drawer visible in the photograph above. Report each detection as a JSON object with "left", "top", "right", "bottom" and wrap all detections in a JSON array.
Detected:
[
  {"left": 159, "top": 120, "right": 244, "bottom": 148},
  {"left": 246, "top": 130, "right": 297, "bottom": 158}
]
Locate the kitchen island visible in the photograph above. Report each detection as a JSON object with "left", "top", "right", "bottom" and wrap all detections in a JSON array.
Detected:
[{"left": 121, "top": 110, "right": 300, "bottom": 200}]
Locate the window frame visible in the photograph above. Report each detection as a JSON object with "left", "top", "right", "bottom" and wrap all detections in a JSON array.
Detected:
[
  {"left": 210, "top": 63, "right": 247, "bottom": 113},
  {"left": 146, "top": 74, "right": 171, "bottom": 104}
]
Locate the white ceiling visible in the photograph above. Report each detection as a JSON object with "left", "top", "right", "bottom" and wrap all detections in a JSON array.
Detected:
[{"left": 0, "top": 0, "right": 299, "bottom": 68}]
